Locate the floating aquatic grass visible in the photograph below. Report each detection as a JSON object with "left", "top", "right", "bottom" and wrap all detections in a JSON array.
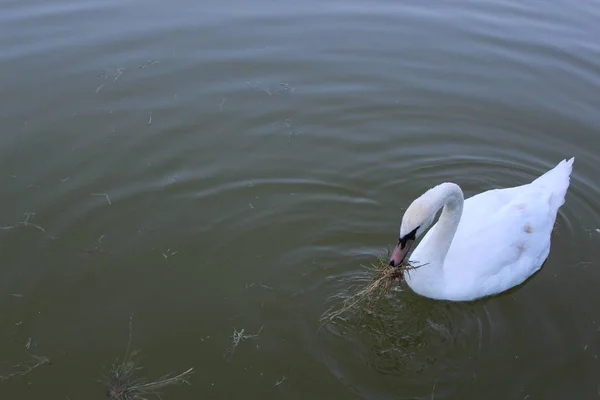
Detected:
[
  {"left": 104, "top": 354, "right": 193, "bottom": 400},
  {"left": 320, "top": 251, "right": 422, "bottom": 324},
  {"left": 104, "top": 316, "right": 193, "bottom": 400}
]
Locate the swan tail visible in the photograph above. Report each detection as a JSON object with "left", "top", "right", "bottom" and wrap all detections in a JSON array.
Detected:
[{"left": 532, "top": 157, "right": 574, "bottom": 211}]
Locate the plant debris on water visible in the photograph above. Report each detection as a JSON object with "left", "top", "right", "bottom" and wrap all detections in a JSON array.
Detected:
[
  {"left": 0, "top": 353, "right": 50, "bottom": 382},
  {"left": 104, "top": 316, "right": 193, "bottom": 400},
  {"left": 320, "top": 251, "right": 422, "bottom": 324},
  {"left": 223, "top": 326, "right": 263, "bottom": 362}
]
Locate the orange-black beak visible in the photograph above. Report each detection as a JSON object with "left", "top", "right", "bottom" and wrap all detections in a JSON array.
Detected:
[
  {"left": 389, "top": 227, "right": 418, "bottom": 267},
  {"left": 389, "top": 237, "right": 414, "bottom": 267}
]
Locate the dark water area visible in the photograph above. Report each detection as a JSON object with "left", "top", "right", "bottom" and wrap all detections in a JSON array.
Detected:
[{"left": 2, "top": 0, "right": 600, "bottom": 398}]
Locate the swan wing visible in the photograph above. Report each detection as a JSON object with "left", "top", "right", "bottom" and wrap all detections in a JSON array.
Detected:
[{"left": 442, "top": 158, "right": 574, "bottom": 299}]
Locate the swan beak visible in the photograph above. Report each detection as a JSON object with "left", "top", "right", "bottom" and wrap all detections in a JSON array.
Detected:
[{"left": 389, "top": 238, "right": 413, "bottom": 267}]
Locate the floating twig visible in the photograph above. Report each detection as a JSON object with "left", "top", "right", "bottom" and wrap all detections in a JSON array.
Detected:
[
  {"left": 0, "top": 354, "right": 50, "bottom": 381},
  {"left": 247, "top": 81, "right": 295, "bottom": 96},
  {"left": 274, "top": 376, "right": 287, "bottom": 387},
  {"left": 162, "top": 248, "right": 178, "bottom": 262},
  {"left": 113, "top": 68, "right": 125, "bottom": 81},
  {"left": 285, "top": 119, "right": 293, "bottom": 143},
  {"left": 90, "top": 193, "right": 112, "bottom": 205},
  {"left": 138, "top": 60, "right": 160, "bottom": 69},
  {"left": 246, "top": 282, "right": 273, "bottom": 291},
  {"left": 83, "top": 235, "right": 105, "bottom": 254},
  {"left": 1, "top": 212, "right": 49, "bottom": 235}
]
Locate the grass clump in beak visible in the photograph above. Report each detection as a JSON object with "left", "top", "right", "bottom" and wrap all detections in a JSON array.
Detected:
[{"left": 320, "top": 251, "right": 421, "bottom": 324}]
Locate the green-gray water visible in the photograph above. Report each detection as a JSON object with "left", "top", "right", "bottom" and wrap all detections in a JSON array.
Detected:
[{"left": 2, "top": 0, "right": 600, "bottom": 398}]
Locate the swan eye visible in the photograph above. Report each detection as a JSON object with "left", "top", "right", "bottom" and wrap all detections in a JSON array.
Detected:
[{"left": 399, "top": 226, "right": 419, "bottom": 249}]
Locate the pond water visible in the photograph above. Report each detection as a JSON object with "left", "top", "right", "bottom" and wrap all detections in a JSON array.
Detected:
[{"left": 1, "top": 0, "right": 600, "bottom": 398}]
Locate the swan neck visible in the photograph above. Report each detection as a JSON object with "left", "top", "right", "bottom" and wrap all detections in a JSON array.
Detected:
[
  {"left": 411, "top": 183, "right": 464, "bottom": 270},
  {"left": 405, "top": 184, "right": 463, "bottom": 297},
  {"left": 433, "top": 188, "right": 463, "bottom": 262}
]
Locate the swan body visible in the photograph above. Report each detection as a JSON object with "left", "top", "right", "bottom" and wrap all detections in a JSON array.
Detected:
[{"left": 389, "top": 158, "right": 574, "bottom": 301}]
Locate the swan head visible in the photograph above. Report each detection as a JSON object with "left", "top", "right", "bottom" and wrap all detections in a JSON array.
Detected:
[
  {"left": 388, "top": 193, "right": 438, "bottom": 267},
  {"left": 389, "top": 182, "right": 463, "bottom": 267}
]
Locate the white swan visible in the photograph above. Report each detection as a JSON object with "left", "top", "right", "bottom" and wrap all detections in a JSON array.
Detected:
[{"left": 389, "top": 158, "right": 574, "bottom": 301}]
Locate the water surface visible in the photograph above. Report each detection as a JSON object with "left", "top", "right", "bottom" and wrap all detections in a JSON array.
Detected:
[{"left": 2, "top": 0, "right": 600, "bottom": 398}]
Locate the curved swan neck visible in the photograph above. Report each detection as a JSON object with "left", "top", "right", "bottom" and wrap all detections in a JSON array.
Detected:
[
  {"left": 406, "top": 183, "right": 464, "bottom": 297},
  {"left": 425, "top": 183, "right": 464, "bottom": 264}
]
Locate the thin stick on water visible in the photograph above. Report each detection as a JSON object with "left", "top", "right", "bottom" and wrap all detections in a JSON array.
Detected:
[
  {"left": 285, "top": 119, "right": 294, "bottom": 143},
  {"left": 90, "top": 193, "right": 112, "bottom": 206},
  {"left": 113, "top": 68, "right": 125, "bottom": 82},
  {"left": 162, "top": 248, "right": 178, "bottom": 262},
  {"left": 138, "top": 60, "right": 160, "bottom": 69},
  {"left": 1, "top": 212, "right": 49, "bottom": 235},
  {"left": 274, "top": 376, "right": 287, "bottom": 387},
  {"left": 124, "top": 314, "right": 134, "bottom": 364},
  {"left": 21, "top": 212, "right": 46, "bottom": 233},
  {"left": 0, "top": 354, "right": 50, "bottom": 381}
]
